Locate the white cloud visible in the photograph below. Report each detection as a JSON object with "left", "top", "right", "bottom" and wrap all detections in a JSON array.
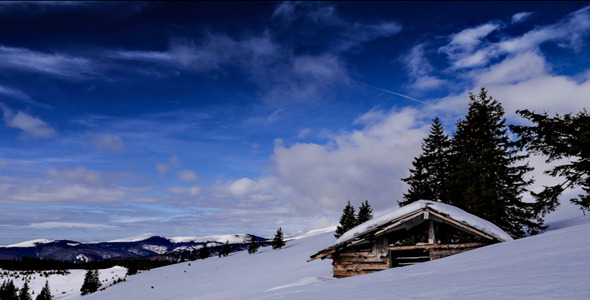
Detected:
[
  {"left": 442, "top": 6, "right": 590, "bottom": 70},
  {"left": 475, "top": 51, "right": 547, "bottom": 86},
  {"left": 27, "top": 222, "right": 117, "bottom": 229},
  {"left": 46, "top": 166, "right": 114, "bottom": 187},
  {"left": 0, "top": 103, "right": 56, "bottom": 139},
  {"left": 156, "top": 163, "right": 170, "bottom": 176},
  {"left": 439, "top": 22, "right": 500, "bottom": 61},
  {"left": 511, "top": 11, "right": 534, "bottom": 24},
  {"left": 297, "top": 128, "right": 311, "bottom": 139},
  {"left": 272, "top": 107, "right": 428, "bottom": 214},
  {"left": 178, "top": 170, "right": 198, "bottom": 182},
  {"left": 0, "top": 85, "right": 30, "bottom": 100},
  {"left": 0, "top": 45, "right": 95, "bottom": 79},
  {"left": 91, "top": 133, "right": 124, "bottom": 151},
  {"left": 402, "top": 44, "right": 446, "bottom": 91}
]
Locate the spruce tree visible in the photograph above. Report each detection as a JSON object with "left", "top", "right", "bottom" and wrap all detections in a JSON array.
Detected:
[
  {"left": 19, "top": 281, "right": 32, "bottom": 300},
  {"left": 247, "top": 235, "right": 259, "bottom": 254},
  {"left": 445, "top": 88, "right": 537, "bottom": 237},
  {"left": 36, "top": 281, "right": 52, "bottom": 300},
  {"left": 400, "top": 117, "right": 451, "bottom": 206},
  {"left": 357, "top": 200, "right": 373, "bottom": 224},
  {"left": 219, "top": 241, "right": 231, "bottom": 257},
  {"left": 334, "top": 201, "right": 357, "bottom": 238},
  {"left": 0, "top": 280, "right": 18, "bottom": 300},
  {"left": 190, "top": 248, "right": 198, "bottom": 261},
  {"left": 271, "top": 227, "right": 286, "bottom": 250},
  {"left": 80, "top": 269, "right": 101, "bottom": 295},
  {"left": 199, "top": 242, "right": 211, "bottom": 259},
  {"left": 512, "top": 109, "right": 590, "bottom": 213}
]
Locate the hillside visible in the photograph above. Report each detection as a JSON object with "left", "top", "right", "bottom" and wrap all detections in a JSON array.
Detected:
[
  {"left": 0, "top": 234, "right": 267, "bottom": 262},
  {"left": 76, "top": 218, "right": 590, "bottom": 300}
]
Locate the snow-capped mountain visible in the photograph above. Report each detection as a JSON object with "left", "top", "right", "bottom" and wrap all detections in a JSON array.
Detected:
[{"left": 0, "top": 234, "right": 267, "bottom": 262}]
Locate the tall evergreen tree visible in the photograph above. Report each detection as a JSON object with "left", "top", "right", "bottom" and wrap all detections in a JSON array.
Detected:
[
  {"left": 512, "top": 109, "right": 590, "bottom": 213},
  {"left": 80, "top": 269, "right": 101, "bottom": 295},
  {"left": 35, "top": 281, "right": 52, "bottom": 300},
  {"left": 271, "top": 227, "right": 286, "bottom": 250},
  {"left": 400, "top": 117, "right": 451, "bottom": 206},
  {"left": 0, "top": 280, "right": 18, "bottom": 300},
  {"left": 247, "top": 235, "right": 259, "bottom": 254},
  {"left": 445, "top": 88, "right": 538, "bottom": 237},
  {"left": 357, "top": 200, "right": 373, "bottom": 224},
  {"left": 219, "top": 241, "right": 231, "bottom": 257},
  {"left": 334, "top": 201, "right": 357, "bottom": 238},
  {"left": 19, "top": 281, "right": 32, "bottom": 300},
  {"left": 199, "top": 243, "right": 211, "bottom": 259}
]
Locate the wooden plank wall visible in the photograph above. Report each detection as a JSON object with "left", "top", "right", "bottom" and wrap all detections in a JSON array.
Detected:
[{"left": 332, "top": 247, "right": 389, "bottom": 278}]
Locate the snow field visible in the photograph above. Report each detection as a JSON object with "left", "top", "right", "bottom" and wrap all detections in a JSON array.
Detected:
[{"left": 0, "top": 266, "right": 127, "bottom": 300}]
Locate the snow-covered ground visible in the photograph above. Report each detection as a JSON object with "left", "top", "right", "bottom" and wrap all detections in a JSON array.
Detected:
[
  {"left": 3, "top": 207, "right": 589, "bottom": 299},
  {"left": 0, "top": 266, "right": 127, "bottom": 299}
]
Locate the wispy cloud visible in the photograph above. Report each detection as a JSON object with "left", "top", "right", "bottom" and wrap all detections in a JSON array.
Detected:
[
  {"left": 511, "top": 11, "right": 534, "bottom": 24},
  {"left": 27, "top": 222, "right": 118, "bottom": 229},
  {"left": 401, "top": 43, "right": 446, "bottom": 91},
  {"left": 90, "top": 133, "right": 124, "bottom": 151},
  {"left": 0, "top": 85, "right": 51, "bottom": 108},
  {"left": 441, "top": 6, "right": 590, "bottom": 70},
  {"left": 0, "top": 45, "right": 95, "bottom": 79},
  {"left": 0, "top": 103, "right": 56, "bottom": 139},
  {"left": 271, "top": 2, "right": 401, "bottom": 53},
  {"left": 178, "top": 170, "right": 198, "bottom": 182}
]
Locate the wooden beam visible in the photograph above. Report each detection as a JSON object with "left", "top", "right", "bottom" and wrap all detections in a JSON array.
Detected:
[
  {"left": 388, "top": 242, "right": 488, "bottom": 251},
  {"left": 428, "top": 210, "right": 496, "bottom": 240},
  {"left": 428, "top": 220, "right": 435, "bottom": 244},
  {"left": 374, "top": 210, "right": 425, "bottom": 236}
]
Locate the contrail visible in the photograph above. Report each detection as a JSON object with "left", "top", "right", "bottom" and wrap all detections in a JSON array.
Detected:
[{"left": 356, "top": 81, "right": 426, "bottom": 104}]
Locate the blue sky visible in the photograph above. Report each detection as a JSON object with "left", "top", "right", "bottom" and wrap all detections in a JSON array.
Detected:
[{"left": 0, "top": 2, "right": 589, "bottom": 244}]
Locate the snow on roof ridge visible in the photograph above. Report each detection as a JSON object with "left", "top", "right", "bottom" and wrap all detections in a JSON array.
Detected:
[{"left": 336, "top": 200, "right": 513, "bottom": 246}]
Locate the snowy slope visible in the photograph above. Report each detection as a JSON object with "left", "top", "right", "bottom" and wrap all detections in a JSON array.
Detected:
[
  {"left": 74, "top": 218, "right": 590, "bottom": 299},
  {"left": 82, "top": 232, "right": 334, "bottom": 300},
  {"left": 0, "top": 266, "right": 127, "bottom": 300}
]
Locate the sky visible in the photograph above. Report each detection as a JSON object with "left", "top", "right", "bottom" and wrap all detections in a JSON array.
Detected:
[{"left": 0, "top": 1, "right": 589, "bottom": 244}]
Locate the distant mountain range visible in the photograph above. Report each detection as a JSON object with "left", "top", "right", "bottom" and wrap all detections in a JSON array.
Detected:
[{"left": 0, "top": 234, "right": 268, "bottom": 262}]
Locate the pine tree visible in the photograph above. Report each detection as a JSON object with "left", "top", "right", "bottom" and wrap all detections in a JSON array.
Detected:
[
  {"left": 0, "top": 280, "right": 18, "bottom": 300},
  {"left": 445, "top": 88, "right": 537, "bottom": 237},
  {"left": 19, "top": 281, "right": 32, "bottom": 300},
  {"left": 190, "top": 248, "right": 198, "bottom": 261},
  {"left": 80, "top": 269, "right": 101, "bottom": 295},
  {"left": 400, "top": 117, "right": 451, "bottom": 206},
  {"left": 357, "top": 200, "right": 373, "bottom": 224},
  {"left": 219, "top": 241, "right": 231, "bottom": 257},
  {"left": 35, "top": 281, "right": 52, "bottom": 300},
  {"left": 512, "top": 109, "right": 590, "bottom": 213},
  {"left": 247, "top": 235, "right": 260, "bottom": 254},
  {"left": 271, "top": 227, "right": 286, "bottom": 250},
  {"left": 199, "top": 242, "right": 210, "bottom": 259},
  {"left": 334, "top": 201, "right": 357, "bottom": 238}
]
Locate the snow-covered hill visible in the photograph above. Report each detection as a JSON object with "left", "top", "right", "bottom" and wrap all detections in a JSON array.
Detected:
[
  {"left": 0, "top": 234, "right": 266, "bottom": 262},
  {"left": 72, "top": 217, "right": 590, "bottom": 300},
  {"left": 3, "top": 214, "right": 589, "bottom": 299}
]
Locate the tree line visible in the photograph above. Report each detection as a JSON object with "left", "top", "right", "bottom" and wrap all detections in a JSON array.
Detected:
[
  {"left": 0, "top": 280, "right": 51, "bottom": 300},
  {"left": 333, "top": 88, "right": 588, "bottom": 239},
  {"left": 400, "top": 88, "right": 589, "bottom": 238}
]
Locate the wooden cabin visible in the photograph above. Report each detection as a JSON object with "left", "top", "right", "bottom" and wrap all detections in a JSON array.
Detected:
[{"left": 308, "top": 200, "right": 512, "bottom": 278}]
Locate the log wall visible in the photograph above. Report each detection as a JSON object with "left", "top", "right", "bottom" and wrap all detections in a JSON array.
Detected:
[{"left": 332, "top": 247, "right": 389, "bottom": 278}]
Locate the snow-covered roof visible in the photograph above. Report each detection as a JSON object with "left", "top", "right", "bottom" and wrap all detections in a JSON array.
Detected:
[{"left": 310, "top": 200, "right": 512, "bottom": 261}]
